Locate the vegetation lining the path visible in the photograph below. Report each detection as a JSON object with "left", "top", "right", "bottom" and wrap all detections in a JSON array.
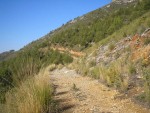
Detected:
[{"left": 3, "top": 68, "right": 54, "bottom": 113}]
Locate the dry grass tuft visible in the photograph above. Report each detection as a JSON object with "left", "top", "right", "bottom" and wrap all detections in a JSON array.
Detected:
[{"left": 4, "top": 68, "right": 53, "bottom": 113}]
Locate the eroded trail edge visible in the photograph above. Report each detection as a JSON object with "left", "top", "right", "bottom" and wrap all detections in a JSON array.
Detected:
[{"left": 50, "top": 67, "right": 150, "bottom": 113}]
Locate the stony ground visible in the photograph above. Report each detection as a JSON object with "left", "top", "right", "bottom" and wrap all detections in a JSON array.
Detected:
[{"left": 50, "top": 67, "right": 150, "bottom": 113}]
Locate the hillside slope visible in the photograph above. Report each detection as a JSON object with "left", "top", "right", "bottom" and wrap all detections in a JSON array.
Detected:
[
  {"left": 71, "top": 11, "right": 150, "bottom": 107},
  {"left": 42, "top": 0, "right": 143, "bottom": 50},
  {"left": 23, "top": 0, "right": 139, "bottom": 51}
]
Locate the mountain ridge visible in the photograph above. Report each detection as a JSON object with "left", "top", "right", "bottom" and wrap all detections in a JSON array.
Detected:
[{"left": 21, "top": 0, "right": 138, "bottom": 52}]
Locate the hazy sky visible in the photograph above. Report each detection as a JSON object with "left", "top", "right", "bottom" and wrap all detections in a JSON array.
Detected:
[{"left": 0, "top": 0, "right": 111, "bottom": 53}]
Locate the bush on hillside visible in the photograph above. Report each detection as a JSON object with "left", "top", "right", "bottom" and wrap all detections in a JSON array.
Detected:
[{"left": 49, "top": 0, "right": 150, "bottom": 50}]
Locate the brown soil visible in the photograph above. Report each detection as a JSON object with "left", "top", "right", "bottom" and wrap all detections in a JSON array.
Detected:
[
  {"left": 51, "top": 46, "right": 85, "bottom": 57},
  {"left": 50, "top": 67, "right": 150, "bottom": 113}
]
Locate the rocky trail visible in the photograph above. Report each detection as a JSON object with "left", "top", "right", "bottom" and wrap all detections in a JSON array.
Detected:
[{"left": 50, "top": 67, "right": 150, "bottom": 113}]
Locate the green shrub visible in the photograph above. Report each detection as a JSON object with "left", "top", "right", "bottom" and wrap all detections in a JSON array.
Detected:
[
  {"left": 129, "top": 64, "right": 136, "bottom": 74},
  {"left": 114, "top": 52, "right": 120, "bottom": 59},
  {"left": 141, "top": 59, "right": 150, "bottom": 67},
  {"left": 98, "top": 59, "right": 130, "bottom": 91},
  {"left": 90, "top": 67, "right": 100, "bottom": 79},
  {"left": 143, "top": 68, "right": 150, "bottom": 103},
  {"left": 49, "top": 0, "right": 149, "bottom": 49},
  {"left": 123, "top": 32, "right": 127, "bottom": 37},
  {"left": 105, "top": 52, "right": 111, "bottom": 57},
  {"left": 89, "top": 60, "right": 96, "bottom": 67},
  {"left": 108, "top": 43, "right": 115, "bottom": 51}
]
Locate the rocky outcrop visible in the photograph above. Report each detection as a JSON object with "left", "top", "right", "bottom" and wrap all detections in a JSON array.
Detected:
[
  {"left": 96, "top": 28, "right": 150, "bottom": 64},
  {"left": 141, "top": 28, "right": 150, "bottom": 37},
  {"left": 112, "top": 0, "right": 136, "bottom": 4}
]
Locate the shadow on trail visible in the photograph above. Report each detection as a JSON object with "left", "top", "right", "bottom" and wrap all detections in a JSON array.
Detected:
[{"left": 52, "top": 83, "right": 76, "bottom": 113}]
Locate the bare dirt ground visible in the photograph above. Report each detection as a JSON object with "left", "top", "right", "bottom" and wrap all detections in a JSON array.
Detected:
[{"left": 50, "top": 67, "right": 150, "bottom": 113}]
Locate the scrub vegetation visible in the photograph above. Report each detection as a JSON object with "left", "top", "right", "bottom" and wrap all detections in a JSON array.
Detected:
[{"left": 0, "top": 0, "right": 150, "bottom": 112}]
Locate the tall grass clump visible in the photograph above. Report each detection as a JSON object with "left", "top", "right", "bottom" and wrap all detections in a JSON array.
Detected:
[
  {"left": 4, "top": 69, "right": 53, "bottom": 113},
  {"left": 72, "top": 58, "right": 89, "bottom": 76},
  {"left": 99, "top": 61, "right": 130, "bottom": 91},
  {"left": 90, "top": 66, "right": 100, "bottom": 79},
  {"left": 88, "top": 57, "right": 133, "bottom": 92},
  {"left": 108, "top": 43, "right": 115, "bottom": 51}
]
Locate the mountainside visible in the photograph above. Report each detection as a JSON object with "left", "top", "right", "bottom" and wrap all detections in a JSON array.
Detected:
[
  {"left": 24, "top": 0, "right": 139, "bottom": 51},
  {"left": 0, "top": 0, "right": 150, "bottom": 112}
]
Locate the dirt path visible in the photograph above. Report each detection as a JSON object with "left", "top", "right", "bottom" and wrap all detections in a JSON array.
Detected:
[{"left": 50, "top": 67, "right": 150, "bottom": 113}]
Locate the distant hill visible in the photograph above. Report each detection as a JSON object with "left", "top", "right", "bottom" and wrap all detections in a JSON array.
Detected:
[{"left": 0, "top": 50, "right": 15, "bottom": 62}]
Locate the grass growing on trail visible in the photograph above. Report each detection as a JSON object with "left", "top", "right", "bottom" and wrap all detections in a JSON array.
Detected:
[
  {"left": 4, "top": 69, "right": 53, "bottom": 113},
  {"left": 72, "top": 83, "right": 79, "bottom": 91}
]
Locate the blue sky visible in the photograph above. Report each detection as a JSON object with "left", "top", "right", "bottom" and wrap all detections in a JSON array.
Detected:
[{"left": 0, "top": 0, "right": 111, "bottom": 53}]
